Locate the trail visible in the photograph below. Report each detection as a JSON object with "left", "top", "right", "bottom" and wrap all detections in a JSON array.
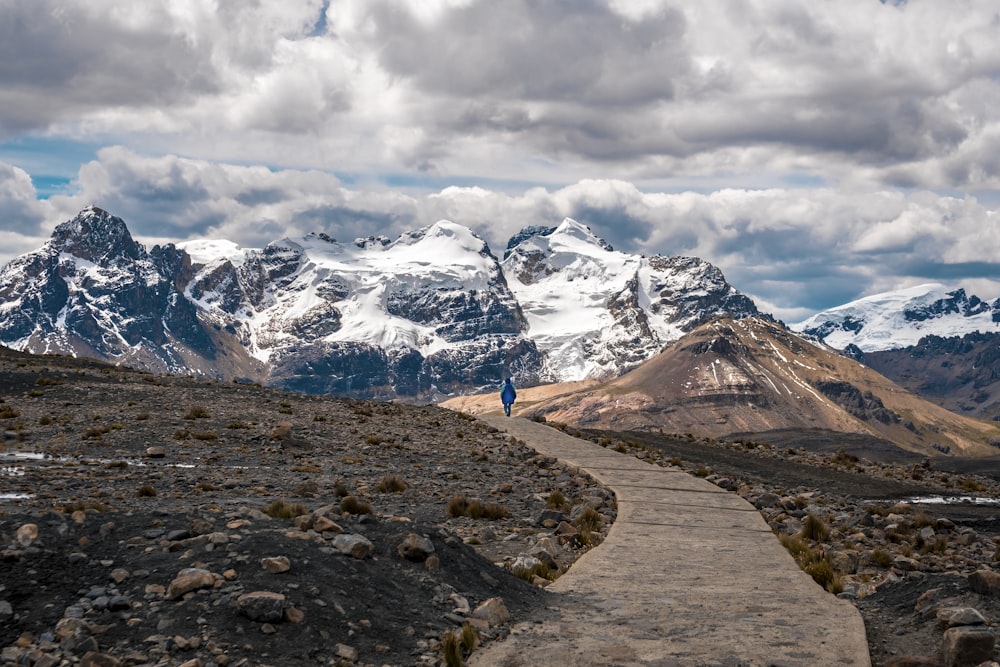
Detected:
[{"left": 470, "top": 416, "right": 871, "bottom": 666}]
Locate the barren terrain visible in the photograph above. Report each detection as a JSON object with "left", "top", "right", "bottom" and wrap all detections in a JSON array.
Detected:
[{"left": 5, "top": 348, "right": 1000, "bottom": 665}]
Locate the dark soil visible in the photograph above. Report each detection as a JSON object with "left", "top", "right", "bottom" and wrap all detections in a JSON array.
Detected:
[{"left": 0, "top": 349, "right": 613, "bottom": 667}]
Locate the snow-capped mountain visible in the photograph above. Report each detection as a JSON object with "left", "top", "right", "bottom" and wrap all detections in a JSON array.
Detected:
[
  {"left": 793, "top": 283, "right": 1000, "bottom": 352},
  {"left": 503, "top": 219, "right": 762, "bottom": 379},
  {"left": 0, "top": 207, "right": 761, "bottom": 398},
  {"left": 0, "top": 207, "right": 212, "bottom": 372}
]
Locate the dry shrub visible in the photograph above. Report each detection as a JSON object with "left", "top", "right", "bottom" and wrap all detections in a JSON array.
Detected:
[
  {"left": 448, "top": 495, "right": 507, "bottom": 520},
  {"left": 340, "top": 495, "right": 372, "bottom": 515},
  {"left": 184, "top": 406, "right": 210, "bottom": 420},
  {"left": 263, "top": 499, "right": 309, "bottom": 519},
  {"left": 800, "top": 513, "right": 830, "bottom": 542},
  {"left": 574, "top": 507, "right": 602, "bottom": 532},
  {"left": 376, "top": 475, "right": 408, "bottom": 493},
  {"left": 136, "top": 484, "right": 157, "bottom": 498},
  {"left": 546, "top": 490, "right": 567, "bottom": 510}
]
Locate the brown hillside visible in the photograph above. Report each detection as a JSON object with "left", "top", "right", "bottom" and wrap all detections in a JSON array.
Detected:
[{"left": 449, "top": 318, "right": 1000, "bottom": 457}]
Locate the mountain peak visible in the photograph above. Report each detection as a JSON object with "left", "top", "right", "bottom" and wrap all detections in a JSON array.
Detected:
[
  {"left": 50, "top": 206, "right": 144, "bottom": 263},
  {"left": 550, "top": 218, "right": 614, "bottom": 252},
  {"left": 793, "top": 283, "right": 1000, "bottom": 352}
]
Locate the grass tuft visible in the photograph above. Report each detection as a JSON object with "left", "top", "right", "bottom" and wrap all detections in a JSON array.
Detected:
[
  {"left": 546, "top": 490, "right": 567, "bottom": 510},
  {"left": 184, "top": 406, "right": 210, "bottom": 420},
  {"left": 376, "top": 475, "right": 408, "bottom": 493},
  {"left": 574, "top": 507, "right": 602, "bottom": 533},
  {"left": 870, "top": 547, "right": 894, "bottom": 568},
  {"left": 340, "top": 495, "right": 372, "bottom": 515},
  {"left": 800, "top": 513, "right": 830, "bottom": 542},
  {"left": 137, "top": 484, "right": 157, "bottom": 497},
  {"left": 441, "top": 632, "right": 462, "bottom": 667},
  {"left": 448, "top": 495, "right": 507, "bottom": 520},
  {"left": 263, "top": 499, "right": 309, "bottom": 519}
]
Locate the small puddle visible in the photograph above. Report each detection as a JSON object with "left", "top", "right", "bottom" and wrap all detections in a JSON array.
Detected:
[
  {"left": 0, "top": 493, "right": 34, "bottom": 501},
  {"left": 906, "top": 495, "right": 1000, "bottom": 506},
  {"left": 0, "top": 452, "right": 46, "bottom": 461}
]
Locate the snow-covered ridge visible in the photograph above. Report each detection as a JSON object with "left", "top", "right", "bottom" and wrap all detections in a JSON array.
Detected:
[
  {"left": 792, "top": 283, "right": 1000, "bottom": 352},
  {"left": 0, "top": 208, "right": 762, "bottom": 398}
]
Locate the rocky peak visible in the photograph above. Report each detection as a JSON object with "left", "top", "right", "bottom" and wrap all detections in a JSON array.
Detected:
[
  {"left": 504, "top": 225, "right": 557, "bottom": 259},
  {"left": 49, "top": 206, "right": 145, "bottom": 264}
]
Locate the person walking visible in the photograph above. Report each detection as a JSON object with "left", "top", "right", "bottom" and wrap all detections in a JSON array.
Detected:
[{"left": 500, "top": 378, "right": 516, "bottom": 417}]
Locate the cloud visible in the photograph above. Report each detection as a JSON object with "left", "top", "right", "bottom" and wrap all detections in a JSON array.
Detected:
[
  {"left": 0, "top": 1, "right": 218, "bottom": 136},
  {"left": 0, "top": 162, "right": 46, "bottom": 234},
  {"left": 5, "top": 146, "right": 1000, "bottom": 323}
]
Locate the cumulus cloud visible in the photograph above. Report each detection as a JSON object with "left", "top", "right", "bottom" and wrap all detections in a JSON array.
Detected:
[
  {"left": 0, "top": 162, "right": 47, "bottom": 234},
  {"left": 9, "top": 147, "right": 993, "bottom": 322},
  {"left": 3, "top": 0, "right": 1000, "bottom": 189},
  {"left": 4, "top": 1, "right": 1000, "bottom": 322}
]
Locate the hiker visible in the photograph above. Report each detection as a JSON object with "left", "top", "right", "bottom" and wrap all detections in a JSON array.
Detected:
[{"left": 500, "top": 378, "right": 516, "bottom": 417}]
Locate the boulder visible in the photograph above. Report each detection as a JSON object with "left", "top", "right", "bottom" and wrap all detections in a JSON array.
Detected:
[
  {"left": 260, "top": 556, "right": 291, "bottom": 574},
  {"left": 333, "top": 534, "right": 374, "bottom": 559},
  {"left": 397, "top": 533, "right": 435, "bottom": 562},
  {"left": 936, "top": 607, "right": 988, "bottom": 629},
  {"left": 236, "top": 591, "right": 286, "bottom": 623},
  {"left": 166, "top": 568, "right": 217, "bottom": 600},
  {"left": 472, "top": 597, "right": 510, "bottom": 627},
  {"left": 940, "top": 626, "right": 995, "bottom": 667},
  {"left": 16, "top": 523, "right": 38, "bottom": 547},
  {"left": 969, "top": 570, "right": 1000, "bottom": 598}
]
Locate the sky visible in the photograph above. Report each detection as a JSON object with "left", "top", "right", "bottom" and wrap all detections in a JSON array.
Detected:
[{"left": 2, "top": 0, "right": 1000, "bottom": 322}]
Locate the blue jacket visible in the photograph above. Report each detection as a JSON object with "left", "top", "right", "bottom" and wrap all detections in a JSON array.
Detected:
[{"left": 500, "top": 379, "right": 516, "bottom": 404}]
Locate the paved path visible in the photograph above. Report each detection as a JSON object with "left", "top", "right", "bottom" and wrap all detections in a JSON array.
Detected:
[{"left": 470, "top": 416, "right": 871, "bottom": 667}]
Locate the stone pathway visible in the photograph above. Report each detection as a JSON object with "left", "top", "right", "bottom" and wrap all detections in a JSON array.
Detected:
[{"left": 471, "top": 416, "right": 871, "bottom": 667}]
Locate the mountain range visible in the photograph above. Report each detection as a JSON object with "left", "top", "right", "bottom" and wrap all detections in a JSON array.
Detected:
[
  {"left": 793, "top": 284, "right": 1000, "bottom": 421},
  {"left": 0, "top": 206, "right": 759, "bottom": 399},
  {"left": 793, "top": 283, "right": 1000, "bottom": 352}
]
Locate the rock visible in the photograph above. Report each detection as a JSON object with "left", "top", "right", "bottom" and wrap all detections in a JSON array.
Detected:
[
  {"left": 145, "top": 446, "right": 165, "bottom": 458},
  {"left": 313, "top": 515, "right": 343, "bottom": 534},
  {"left": 397, "top": 533, "right": 435, "bottom": 562},
  {"left": 260, "top": 556, "right": 291, "bottom": 573},
  {"left": 166, "top": 568, "right": 217, "bottom": 600},
  {"left": 754, "top": 492, "right": 782, "bottom": 508},
  {"left": 284, "top": 606, "right": 305, "bottom": 624},
  {"left": 969, "top": 570, "right": 1000, "bottom": 597},
  {"left": 16, "top": 523, "right": 38, "bottom": 547},
  {"left": 236, "top": 591, "right": 286, "bottom": 623},
  {"left": 0, "top": 600, "right": 12, "bottom": 621},
  {"left": 270, "top": 422, "right": 293, "bottom": 441},
  {"left": 936, "top": 607, "right": 988, "bottom": 628},
  {"left": 335, "top": 644, "right": 358, "bottom": 662},
  {"left": 177, "top": 659, "right": 203, "bottom": 667},
  {"left": 110, "top": 568, "right": 129, "bottom": 584},
  {"left": 536, "top": 509, "right": 569, "bottom": 528},
  {"left": 883, "top": 658, "right": 944, "bottom": 667},
  {"left": 333, "top": 534, "right": 374, "bottom": 559},
  {"left": 471, "top": 597, "right": 510, "bottom": 627},
  {"left": 80, "top": 652, "right": 121, "bottom": 667},
  {"left": 510, "top": 555, "right": 542, "bottom": 577},
  {"left": 940, "top": 626, "right": 995, "bottom": 667}
]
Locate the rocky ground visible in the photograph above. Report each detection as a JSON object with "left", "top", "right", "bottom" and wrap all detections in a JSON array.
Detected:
[
  {"left": 6, "top": 347, "right": 1000, "bottom": 666},
  {"left": 0, "top": 349, "right": 615, "bottom": 667}
]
